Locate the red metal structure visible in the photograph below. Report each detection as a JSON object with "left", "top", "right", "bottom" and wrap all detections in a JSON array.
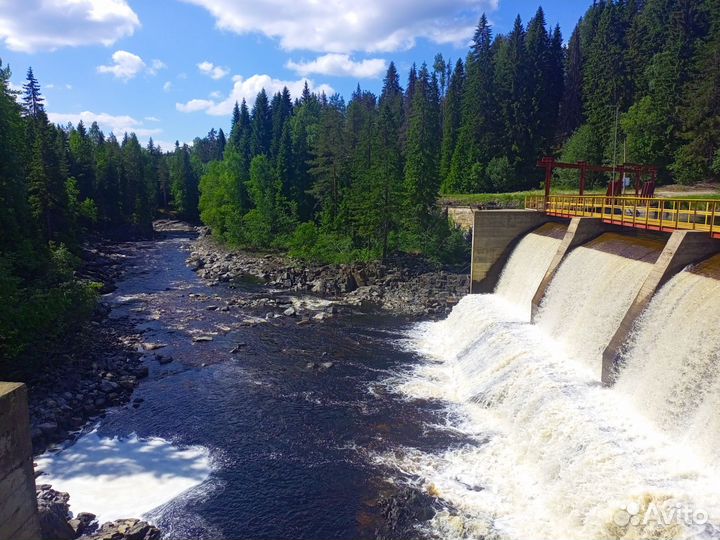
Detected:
[{"left": 537, "top": 157, "right": 657, "bottom": 198}]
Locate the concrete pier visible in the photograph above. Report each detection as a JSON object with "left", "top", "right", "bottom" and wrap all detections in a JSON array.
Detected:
[
  {"left": 601, "top": 231, "right": 720, "bottom": 384},
  {"left": 470, "top": 210, "right": 557, "bottom": 293},
  {"left": 0, "top": 382, "right": 41, "bottom": 540}
]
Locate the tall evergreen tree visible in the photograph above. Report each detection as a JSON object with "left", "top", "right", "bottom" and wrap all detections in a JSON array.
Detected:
[
  {"left": 250, "top": 89, "right": 272, "bottom": 156},
  {"left": 440, "top": 59, "right": 465, "bottom": 190}
]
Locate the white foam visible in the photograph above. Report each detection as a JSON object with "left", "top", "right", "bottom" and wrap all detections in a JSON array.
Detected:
[
  {"left": 383, "top": 275, "right": 720, "bottom": 539},
  {"left": 35, "top": 431, "right": 212, "bottom": 524}
]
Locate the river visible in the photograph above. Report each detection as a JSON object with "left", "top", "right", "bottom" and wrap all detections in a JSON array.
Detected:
[{"left": 36, "top": 231, "right": 461, "bottom": 539}]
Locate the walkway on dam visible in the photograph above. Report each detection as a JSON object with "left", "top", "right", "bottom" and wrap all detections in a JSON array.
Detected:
[{"left": 526, "top": 195, "right": 720, "bottom": 238}]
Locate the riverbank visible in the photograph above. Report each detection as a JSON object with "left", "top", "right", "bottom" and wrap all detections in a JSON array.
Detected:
[
  {"left": 24, "top": 236, "right": 167, "bottom": 540},
  {"left": 188, "top": 228, "right": 469, "bottom": 318}
]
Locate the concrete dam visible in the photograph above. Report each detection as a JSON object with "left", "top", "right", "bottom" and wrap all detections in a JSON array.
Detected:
[{"left": 389, "top": 200, "right": 720, "bottom": 538}]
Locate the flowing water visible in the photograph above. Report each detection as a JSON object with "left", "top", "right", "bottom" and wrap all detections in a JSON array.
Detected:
[
  {"left": 494, "top": 222, "right": 566, "bottom": 320},
  {"left": 37, "top": 233, "right": 461, "bottom": 539},
  {"left": 38, "top": 229, "right": 720, "bottom": 540},
  {"left": 380, "top": 233, "right": 720, "bottom": 540}
]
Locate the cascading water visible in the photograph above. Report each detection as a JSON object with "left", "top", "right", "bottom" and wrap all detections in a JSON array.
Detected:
[
  {"left": 382, "top": 231, "right": 720, "bottom": 540},
  {"left": 494, "top": 223, "right": 566, "bottom": 320},
  {"left": 536, "top": 233, "right": 662, "bottom": 371},
  {"left": 615, "top": 255, "right": 720, "bottom": 462}
]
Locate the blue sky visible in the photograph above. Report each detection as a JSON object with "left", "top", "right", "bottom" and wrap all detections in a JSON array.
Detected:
[{"left": 0, "top": 0, "right": 590, "bottom": 151}]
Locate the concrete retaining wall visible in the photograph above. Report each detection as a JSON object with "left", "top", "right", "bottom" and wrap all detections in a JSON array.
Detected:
[
  {"left": 470, "top": 210, "right": 558, "bottom": 293},
  {"left": 602, "top": 231, "right": 720, "bottom": 384},
  {"left": 0, "top": 382, "right": 41, "bottom": 540}
]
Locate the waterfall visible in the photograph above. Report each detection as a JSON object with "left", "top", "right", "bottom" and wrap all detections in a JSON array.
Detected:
[
  {"left": 615, "top": 255, "right": 720, "bottom": 463},
  {"left": 495, "top": 223, "right": 566, "bottom": 320},
  {"left": 383, "top": 232, "right": 720, "bottom": 540},
  {"left": 536, "top": 233, "right": 662, "bottom": 371}
]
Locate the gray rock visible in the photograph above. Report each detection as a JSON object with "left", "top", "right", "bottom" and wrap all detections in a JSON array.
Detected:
[
  {"left": 320, "top": 361, "right": 335, "bottom": 369},
  {"left": 283, "top": 306, "right": 296, "bottom": 317},
  {"left": 38, "top": 422, "right": 58, "bottom": 436},
  {"left": 100, "top": 380, "right": 119, "bottom": 393}
]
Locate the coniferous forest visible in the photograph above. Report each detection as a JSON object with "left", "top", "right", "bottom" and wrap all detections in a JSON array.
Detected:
[{"left": 2, "top": 0, "right": 720, "bottom": 361}]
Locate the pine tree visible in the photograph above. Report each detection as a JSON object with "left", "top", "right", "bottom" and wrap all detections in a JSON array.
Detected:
[
  {"left": 309, "top": 94, "right": 346, "bottom": 227},
  {"left": 448, "top": 14, "right": 496, "bottom": 192},
  {"left": 559, "top": 24, "right": 584, "bottom": 139},
  {"left": 404, "top": 64, "right": 441, "bottom": 232},
  {"left": 22, "top": 67, "right": 45, "bottom": 120},
  {"left": 440, "top": 59, "right": 464, "bottom": 190},
  {"left": 0, "top": 60, "right": 32, "bottom": 252},
  {"left": 270, "top": 87, "right": 292, "bottom": 162},
  {"left": 250, "top": 89, "right": 272, "bottom": 156}
]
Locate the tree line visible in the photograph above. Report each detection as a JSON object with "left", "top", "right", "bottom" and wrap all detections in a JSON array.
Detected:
[
  {"left": 3, "top": 0, "right": 720, "bottom": 360},
  {"left": 0, "top": 64, "right": 202, "bottom": 363}
]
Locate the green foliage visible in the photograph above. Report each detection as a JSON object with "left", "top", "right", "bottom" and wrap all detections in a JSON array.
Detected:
[
  {"left": 486, "top": 156, "right": 516, "bottom": 192},
  {"left": 0, "top": 248, "right": 99, "bottom": 365},
  {"left": 288, "top": 222, "right": 375, "bottom": 264}
]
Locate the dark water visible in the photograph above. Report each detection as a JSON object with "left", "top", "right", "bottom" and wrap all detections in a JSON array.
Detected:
[{"left": 90, "top": 233, "right": 454, "bottom": 539}]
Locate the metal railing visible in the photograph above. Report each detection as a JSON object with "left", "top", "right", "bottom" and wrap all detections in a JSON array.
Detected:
[{"left": 526, "top": 195, "right": 720, "bottom": 236}]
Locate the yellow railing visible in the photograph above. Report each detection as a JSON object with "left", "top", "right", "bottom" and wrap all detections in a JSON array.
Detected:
[{"left": 525, "top": 195, "right": 720, "bottom": 236}]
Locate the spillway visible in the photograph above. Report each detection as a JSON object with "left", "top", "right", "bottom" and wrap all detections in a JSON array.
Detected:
[
  {"left": 495, "top": 223, "right": 565, "bottom": 320},
  {"left": 536, "top": 233, "right": 662, "bottom": 371},
  {"left": 615, "top": 254, "right": 720, "bottom": 462},
  {"left": 383, "top": 228, "right": 720, "bottom": 540}
]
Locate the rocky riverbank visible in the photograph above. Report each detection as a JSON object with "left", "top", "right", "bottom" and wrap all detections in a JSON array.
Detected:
[
  {"left": 188, "top": 228, "right": 469, "bottom": 317},
  {"left": 26, "top": 234, "right": 170, "bottom": 540}
]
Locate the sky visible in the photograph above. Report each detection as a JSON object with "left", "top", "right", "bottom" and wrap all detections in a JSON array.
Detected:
[{"left": 0, "top": 0, "right": 590, "bottom": 151}]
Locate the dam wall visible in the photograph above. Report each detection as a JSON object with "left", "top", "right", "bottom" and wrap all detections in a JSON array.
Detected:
[
  {"left": 470, "top": 210, "right": 561, "bottom": 293},
  {"left": 471, "top": 209, "right": 720, "bottom": 382},
  {"left": 0, "top": 382, "right": 41, "bottom": 540}
]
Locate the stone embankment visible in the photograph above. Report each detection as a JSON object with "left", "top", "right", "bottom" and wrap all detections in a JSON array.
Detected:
[{"left": 188, "top": 229, "right": 469, "bottom": 317}]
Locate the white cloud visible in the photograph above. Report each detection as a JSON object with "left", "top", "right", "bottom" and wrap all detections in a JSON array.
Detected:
[
  {"left": 147, "top": 59, "right": 167, "bottom": 76},
  {"left": 97, "top": 51, "right": 167, "bottom": 81},
  {"left": 176, "top": 74, "right": 334, "bottom": 116},
  {"left": 97, "top": 50, "right": 146, "bottom": 81},
  {"left": 197, "top": 61, "right": 229, "bottom": 80},
  {"left": 47, "top": 111, "right": 162, "bottom": 138},
  {"left": 163, "top": 81, "right": 173, "bottom": 92},
  {"left": 144, "top": 116, "right": 160, "bottom": 122},
  {"left": 209, "top": 90, "right": 222, "bottom": 98},
  {"left": 181, "top": 0, "right": 497, "bottom": 53},
  {"left": 0, "top": 0, "right": 139, "bottom": 53},
  {"left": 286, "top": 54, "right": 386, "bottom": 78},
  {"left": 176, "top": 99, "right": 214, "bottom": 113}
]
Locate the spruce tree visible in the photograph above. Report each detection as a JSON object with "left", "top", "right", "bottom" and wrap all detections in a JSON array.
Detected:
[
  {"left": 250, "top": 89, "right": 272, "bottom": 156},
  {"left": 448, "top": 14, "right": 496, "bottom": 192},
  {"left": 440, "top": 59, "right": 464, "bottom": 190}
]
